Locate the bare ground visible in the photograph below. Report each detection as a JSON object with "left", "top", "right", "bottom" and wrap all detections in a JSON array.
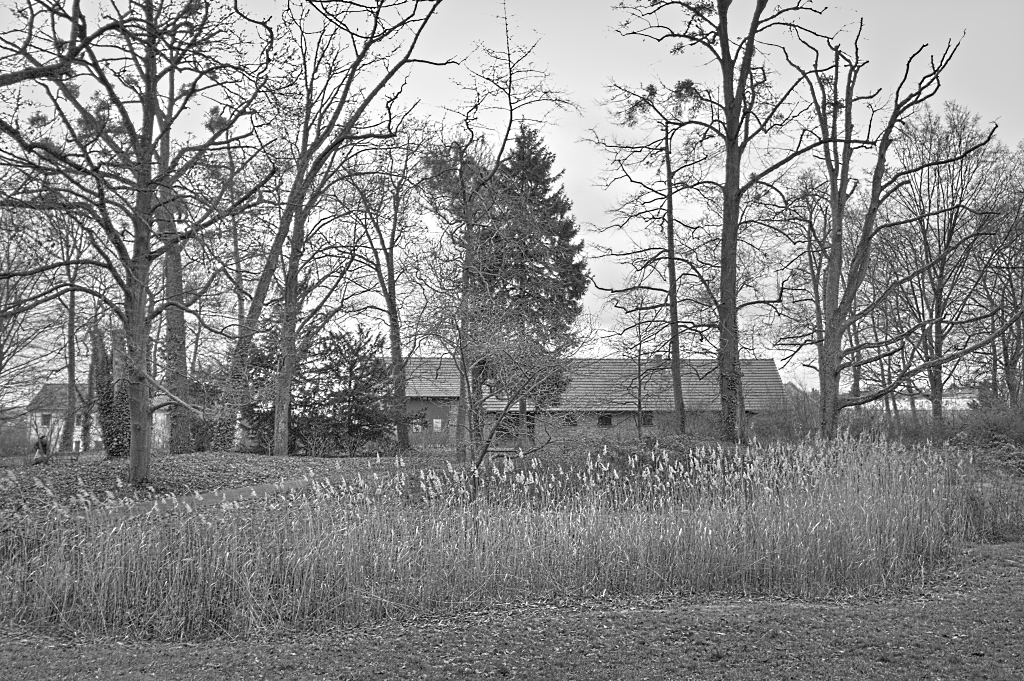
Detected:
[{"left": 1, "top": 542, "right": 1022, "bottom": 680}]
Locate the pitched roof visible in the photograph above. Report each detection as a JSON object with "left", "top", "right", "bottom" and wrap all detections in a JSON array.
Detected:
[
  {"left": 403, "top": 357, "right": 786, "bottom": 413},
  {"left": 26, "top": 383, "right": 79, "bottom": 413},
  {"left": 405, "top": 357, "right": 464, "bottom": 399}
]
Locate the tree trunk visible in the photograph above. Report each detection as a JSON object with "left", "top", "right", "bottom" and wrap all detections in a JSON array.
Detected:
[
  {"left": 718, "top": 142, "right": 743, "bottom": 442},
  {"left": 1001, "top": 334, "right": 1021, "bottom": 407},
  {"left": 61, "top": 288, "right": 76, "bottom": 453},
  {"left": 818, "top": 329, "right": 843, "bottom": 440},
  {"left": 385, "top": 293, "right": 409, "bottom": 451},
  {"left": 518, "top": 396, "right": 528, "bottom": 449},
  {"left": 125, "top": 265, "right": 153, "bottom": 483},
  {"left": 161, "top": 210, "right": 192, "bottom": 456},
  {"left": 225, "top": 207, "right": 295, "bottom": 449},
  {"left": 274, "top": 261, "right": 300, "bottom": 457},
  {"left": 456, "top": 371, "right": 469, "bottom": 462},
  {"left": 83, "top": 324, "right": 96, "bottom": 453},
  {"left": 273, "top": 198, "right": 310, "bottom": 458},
  {"left": 850, "top": 328, "right": 862, "bottom": 412},
  {"left": 664, "top": 123, "right": 686, "bottom": 435},
  {"left": 928, "top": 367, "right": 944, "bottom": 422}
]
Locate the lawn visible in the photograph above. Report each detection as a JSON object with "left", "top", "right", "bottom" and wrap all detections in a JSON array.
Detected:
[{"left": 1, "top": 440, "right": 1023, "bottom": 679}]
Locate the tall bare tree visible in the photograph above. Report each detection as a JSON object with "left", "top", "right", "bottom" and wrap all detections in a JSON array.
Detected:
[
  {"left": 346, "top": 124, "right": 435, "bottom": 451},
  {"left": 782, "top": 25, "right": 1003, "bottom": 436},
  {"left": 591, "top": 85, "right": 695, "bottom": 435},
  {"left": 617, "top": 0, "right": 823, "bottom": 441},
  {"left": 0, "top": 0, "right": 272, "bottom": 481},
  {"left": 220, "top": 0, "right": 448, "bottom": 456},
  {"left": 880, "top": 103, "right": 1006, "bottom": 421}
]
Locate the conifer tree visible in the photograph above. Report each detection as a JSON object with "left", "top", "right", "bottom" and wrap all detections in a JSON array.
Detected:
[{"left": 486, "top": 124, "right": 588, "bottom": 353}]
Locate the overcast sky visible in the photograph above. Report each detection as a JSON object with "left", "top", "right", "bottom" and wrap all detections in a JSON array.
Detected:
[{"left": 407, "top": 0, "right": 1024, "bottom": 377}]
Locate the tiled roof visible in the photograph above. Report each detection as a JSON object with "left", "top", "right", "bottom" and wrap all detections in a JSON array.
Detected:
[
  {"left": 405, "top": 357, "right": 463, "bottom": 398},
  {"left": 26, "top": 383, "right": 79, "bottom": 413},
  {"left": 404, "top": 357, "right": 786, "bottom": 413}
]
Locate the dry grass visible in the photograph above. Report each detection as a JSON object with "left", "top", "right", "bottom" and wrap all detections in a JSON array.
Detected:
[{"left": 0, "top": 438, "right": 1018, "bottom": 640}]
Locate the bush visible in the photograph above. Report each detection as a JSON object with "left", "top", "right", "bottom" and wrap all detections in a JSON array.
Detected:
[
  {"left": 245, "top": 325, "right": 399, "bottom": 456},
  {"left": 0, "top": 417, "right": 29, "bottom": 458},
  {"left": 953, "top": 405, "right": 1024, "bottom": 447}
]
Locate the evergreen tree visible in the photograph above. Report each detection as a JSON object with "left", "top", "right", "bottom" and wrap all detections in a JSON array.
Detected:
[
  {"left": 474, "top": 124, "right": 588, "bottom": 405},
  {"left": 293, "top": 326, "right": 396, "bottom": 448},
  {"left": 422, "top": 127, "right": 588, "bottom": 454},
  {"left": 486, "top": 124, "right": 588, "bottom": 350}
]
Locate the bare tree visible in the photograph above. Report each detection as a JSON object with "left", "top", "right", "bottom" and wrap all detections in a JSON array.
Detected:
[
  {"left": 346, "top": 123, "right": 435, "bottom": 451},
  {"left": 0, "top": 0, "right": 273, "bottom": 482},
  {"left": 617, "top": 0, "right": 824, "bottom": 441},
  {"left": 607, "top": 286, "right": 667, "bottom": 442},
  {"left": 0, "top": 212, "right": 56, "bottom": 418},
  {"left": 879, "top": 103, "right": 1006, "bottom": 421},
  {"left": 591, "top": 85, "right": 694, "bottom": 435},
  {"left": 219, "top": 0, "right": 449, "bottom": 456},
  {"left": 971, "top": 144, "right": 1024, "bottom": 405},
  {"left": 781, "top": 26, "right": 1006, "bottom": 436}
]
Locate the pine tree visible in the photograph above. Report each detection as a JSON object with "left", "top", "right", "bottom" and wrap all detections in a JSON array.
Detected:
[
  {"left": 486, "top": 124, "right": 588, "bottom": 350},
  {"left": 422, "top": 127, "right": 588, "bottom": 454},
  {"left": 470, "top": 124, "right": 589, "bottom": 407}
]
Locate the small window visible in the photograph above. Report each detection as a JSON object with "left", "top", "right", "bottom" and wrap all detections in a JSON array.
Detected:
[
  {"left": 73, "top": 440, "right": 80, "bottom": 452},
  {"left": 563, "top": 413, "right": 579, "bottom": 427},
  {"left": 597, "top": 413, "right": 613, "bottom": 428},
  {"left": 75, "top": 413, "right": 83, "bottom": 426},
  {"left": 432, "top": 418, "right": 443, "bottom": 433},
  {"left": 639, "top": 411, "right": 654, "bottom": 427},
  {"left": 40, "top": 414, "right": 52, "bottom": 427},
  {"left": 412, "top": 423, "right": 423, "bottom": 433}
]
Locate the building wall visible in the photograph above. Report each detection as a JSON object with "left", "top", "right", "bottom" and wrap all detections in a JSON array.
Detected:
[
  {"left": 405, "top": 397, "right": 728, "bottom": 448},
  {"left": 26, "top": 411, "right": 89, "bottom": 451},
  {"left": 532, "top": 411, "right": 678, "bottom": 443},
  {"left": 407, "top": 398, "right": 457, "bottom": 446}
]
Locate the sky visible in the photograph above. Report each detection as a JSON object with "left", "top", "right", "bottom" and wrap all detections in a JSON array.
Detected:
[{"left": 406, "top": 0, "right": 1024, "bottom": 380}]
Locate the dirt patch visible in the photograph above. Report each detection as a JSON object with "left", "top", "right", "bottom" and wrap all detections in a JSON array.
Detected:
[{"left": 2, "top": 542, "right": 1022, "bottom": 680}]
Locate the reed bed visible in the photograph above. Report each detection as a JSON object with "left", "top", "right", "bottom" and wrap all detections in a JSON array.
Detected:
[{"left": 0, "top": 438, "right": 1006, "bottom": 639}]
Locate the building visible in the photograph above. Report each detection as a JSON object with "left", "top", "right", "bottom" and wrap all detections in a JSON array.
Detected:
[
  {"left": 404, "top": 357, "right": 787, "bottom": 445},
  {"left": 25, "top": 383, "right": 99, "bottom": 453}
]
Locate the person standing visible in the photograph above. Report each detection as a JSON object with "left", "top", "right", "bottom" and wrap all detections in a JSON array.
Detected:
[{"left": 31, "top": 434, "right": 50, "bottom": 465}]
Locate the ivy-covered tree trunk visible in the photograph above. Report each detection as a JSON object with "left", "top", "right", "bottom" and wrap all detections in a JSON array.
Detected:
[
  {"left": 60, "top": 287, "right": 76, "bottom": 454},
  {"left": 160, "top": 193, "right": 192, "bottom": 456},
  {"left": 91, "top": 326, "right": 130, "bottom": 459},
  {"left": 82, "top": 327, "right": 96, "bottom": 453}
]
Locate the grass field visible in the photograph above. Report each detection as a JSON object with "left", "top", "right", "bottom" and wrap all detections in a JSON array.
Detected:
[{"left": 1, "top": 438, "right": 1023, "bottom": 678}]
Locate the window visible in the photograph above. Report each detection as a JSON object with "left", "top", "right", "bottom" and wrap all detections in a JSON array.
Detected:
[
  {"left": 75, "top": 413, "right": 83, "bottom": 426},
  {"left": 597, "top": 413, "right": 613, "bottom": 428},
  {"left": 412, "top": 423, "right": 423, "bottom": 433},
  {"left": 40, "top": 414, "right": 51, "bottom": 428},
  {"left": 432, "top": 418, "right": 444, "bottom": 433},
  {"left": 563, "top": 413, "right": 579, "bottom": 427},
  {"left": 73, "top": 440, "right": 80, "bottom": 452},
  {"left": 638, "top": 411, "right": 654, "bottom": 427}
]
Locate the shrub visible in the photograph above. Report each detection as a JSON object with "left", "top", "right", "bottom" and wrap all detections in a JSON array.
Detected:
[
  {"left": 0, "top": 420, "right": 29, "bottom": 458},
  {"left": 246, "top": 325, "right": 399, "bottom": 456}
]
